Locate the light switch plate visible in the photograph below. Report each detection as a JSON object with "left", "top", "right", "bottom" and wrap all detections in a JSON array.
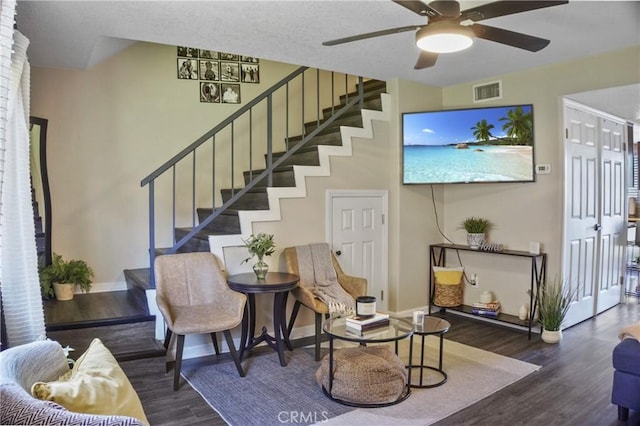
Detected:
[{"left": 535, "top": 164, "right": 551, "bottom": 174}]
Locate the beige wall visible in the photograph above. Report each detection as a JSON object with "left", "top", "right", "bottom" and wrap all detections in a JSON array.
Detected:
[
  {"left": 31, "top": 41, "right": 639, "bottom": 320},
  {"left": 30, "top": 41, "right": 300, "bottom": 285},
  {"left": 437, "top": 46, "right": 640, "bottom": 314}
]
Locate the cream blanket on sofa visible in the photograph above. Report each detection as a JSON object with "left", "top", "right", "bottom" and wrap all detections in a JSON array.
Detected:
[
  {"left": 619, "top": 321, "right": 640, "bottom": 341},
  {"left": 295, "top": 243, "right": 355, "bottom": 315}
]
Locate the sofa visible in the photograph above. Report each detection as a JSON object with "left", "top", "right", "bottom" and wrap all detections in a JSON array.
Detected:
[
  {"left": 611, "top": 321, "right": 640, "bottom": 421},
  {"left": 0, "top": 339, "right": 148, "bottom": 425}
]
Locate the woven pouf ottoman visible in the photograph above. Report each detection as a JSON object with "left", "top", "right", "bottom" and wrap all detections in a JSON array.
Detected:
[{"left": 316, "top": 345, "right": 408, "bottom": 406}]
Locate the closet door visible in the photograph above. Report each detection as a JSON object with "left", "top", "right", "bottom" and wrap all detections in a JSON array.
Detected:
[
  {"left": 563, "top": 103, "right": 599, "bottom": 328},
  {"left": 563, "top": 100, "right": 626, "bottom": 328},
  {"left": 596, "top": 117, "right": 625, "bottom": 313}
]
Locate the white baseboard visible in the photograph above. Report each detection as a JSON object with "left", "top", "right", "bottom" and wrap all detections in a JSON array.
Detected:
[{"left": 79, "top": 281, "right": 127, "bottom": 294}]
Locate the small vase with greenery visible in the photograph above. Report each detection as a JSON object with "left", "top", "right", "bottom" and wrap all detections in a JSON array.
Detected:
[
  {"left": 241, "top": 233, "right": 276, "bottom": 279},
  {"left": 537, "top": 277, "right": 575, "bottom": 343},
  {"left": 459, "top": 217, "right": 493, "bottom": 249},
  {"left": 39, "top": 253, "right": 94, "bottom": 300}
]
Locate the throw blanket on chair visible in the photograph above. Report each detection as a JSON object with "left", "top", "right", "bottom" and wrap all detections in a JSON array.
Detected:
[{"left": 295, "top": 243, "right": 355, "bottom": 315}]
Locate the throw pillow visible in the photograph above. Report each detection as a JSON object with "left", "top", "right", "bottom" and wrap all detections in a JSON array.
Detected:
[
  {"left": 1, "top": 383, "right": 146, "bottom": 426},
  {"left": 31, "top": 338, "right": 149, "bottom": 425}
]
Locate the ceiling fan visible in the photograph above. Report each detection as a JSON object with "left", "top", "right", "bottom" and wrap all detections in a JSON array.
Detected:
[{"left": 322, "top": 0, "right": 569, "bottom": 69}]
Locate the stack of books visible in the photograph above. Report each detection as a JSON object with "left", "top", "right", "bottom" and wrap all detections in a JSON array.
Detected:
[
  {"left": 471, "top": 301, "right": 501, "bottom": 317},
  {"left": 345, "top": 312, "right": 390, "bottom": 336}
]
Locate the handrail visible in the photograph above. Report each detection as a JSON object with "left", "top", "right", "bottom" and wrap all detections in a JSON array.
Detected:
[
  {"left": 141, "top": 64, "right": 367, "bottom": 285},
  {"left": 141, "top": 66, "right": 308, "bottom": 187},
  {"left": 170, "top": 94, "right": 364, "bottom": 252}
]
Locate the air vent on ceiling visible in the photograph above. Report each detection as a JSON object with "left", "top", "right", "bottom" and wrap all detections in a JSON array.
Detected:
[{"left": 473, "top": 81, "right": 502, "bottom": 102}]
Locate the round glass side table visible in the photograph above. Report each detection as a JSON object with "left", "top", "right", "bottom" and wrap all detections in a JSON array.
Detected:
[
  {"left": 321, "top": 316, "right": 414, "bottom": 407},
  {"left": 407, "top": 315, "right": 451, "bottom": 388}
]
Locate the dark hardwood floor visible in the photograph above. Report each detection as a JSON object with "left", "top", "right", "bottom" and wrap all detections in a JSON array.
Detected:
[
  {"left": 50, "top": 298, "right": 639, "bottom": 426},
  {"left": 432, "top": 300, "right": 639, "bottom": 426}
]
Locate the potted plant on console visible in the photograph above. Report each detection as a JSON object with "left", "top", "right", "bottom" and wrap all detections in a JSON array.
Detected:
[
  {"left": 459, "top": 217, "right": 493, "bottom": 249},
  {"left": 241, "top": 233, "right": 276, "bottom": 280},
  {"left": 537, "top": 277, "right": 574, "bottom": 343},
  {"left": 39, "top": 252, "right": 94, "bottom": 301}
]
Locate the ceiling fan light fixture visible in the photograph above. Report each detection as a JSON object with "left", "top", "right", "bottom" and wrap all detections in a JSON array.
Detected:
[{"left": 416, "top": 22, "right": 474, "bottom": 53}]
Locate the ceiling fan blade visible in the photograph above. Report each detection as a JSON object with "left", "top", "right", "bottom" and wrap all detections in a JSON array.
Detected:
[
  {"left": 414, "top": 51, "right": 438, "bottom": 69},
  {"left": 472, "top": 23, "right": 551, "bottom": 52},
  {"left": 461, "top": 1, "right": 568, "bottom": 22},
  {"left": 393, "top": 0, "right": 441, "bottom": 17},
  {"left": 322, "top": 25, "right": 419, "bottom": 46}
]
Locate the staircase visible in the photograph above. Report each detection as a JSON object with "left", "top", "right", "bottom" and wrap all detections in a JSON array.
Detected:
[
  {"left": 126, "top": 74, "right": 389, "bottom": 293},
  {"left": 181, "top": 79, "right": 388, "bottom": 252}
]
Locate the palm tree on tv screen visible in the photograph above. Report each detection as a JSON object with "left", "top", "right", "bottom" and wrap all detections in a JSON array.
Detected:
[
  {"left": 471, "top": 119, "right": 495, "bottom": 143},
  {"left": 499, "top": 106, "right": 533, "bottom": 145}
]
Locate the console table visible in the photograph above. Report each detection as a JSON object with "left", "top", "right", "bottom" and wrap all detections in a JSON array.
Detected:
[
  {"left": 428, "top": 243, "right": 546, "bottom": 339},
  {"left": 227, "top": 272, "right": 299, "bottom": 367}
]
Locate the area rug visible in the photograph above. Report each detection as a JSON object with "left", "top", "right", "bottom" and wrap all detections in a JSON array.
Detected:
[{"left": 181, "top": 337, "right": 540, "bottom": 426}]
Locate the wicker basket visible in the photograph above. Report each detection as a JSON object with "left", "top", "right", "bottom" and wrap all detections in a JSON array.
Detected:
[{"left": 433, "top": 266, "right": 463, "bottom": 307}]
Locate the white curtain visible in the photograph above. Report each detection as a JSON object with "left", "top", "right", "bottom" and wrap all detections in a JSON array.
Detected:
[{"left": 0, "top": 0, "right": 46, "bottom": 347}]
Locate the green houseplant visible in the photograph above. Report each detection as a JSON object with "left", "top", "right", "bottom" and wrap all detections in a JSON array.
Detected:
[
  {"left": 537, "top": 277, "right": 575, "bottom": 343},
  {"left": 459, "top": 217, "right": 493, "bottom": 249},
  {"left": 39, "top": 253, "right": 94, "bottom": 300},
  {"left": 241, "top": 233, "right": 276, "bottom": 279}
]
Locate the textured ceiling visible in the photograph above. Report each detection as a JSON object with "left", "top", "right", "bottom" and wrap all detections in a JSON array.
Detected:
[{"left": 15, "top": 0, "right": 640, "bottom": 122}]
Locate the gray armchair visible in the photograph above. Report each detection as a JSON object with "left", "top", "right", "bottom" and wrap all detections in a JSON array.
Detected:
[{"left": 154, "top": 252, "right": 246, "bottom": 390}]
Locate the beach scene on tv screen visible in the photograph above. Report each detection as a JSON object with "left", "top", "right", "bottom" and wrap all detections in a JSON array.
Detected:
[{"left": 403, "top": 105, "right": 534, "bottom": 184}]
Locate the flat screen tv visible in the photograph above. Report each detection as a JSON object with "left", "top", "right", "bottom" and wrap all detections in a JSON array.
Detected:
[{"left": 402, "top": 104, "right": 535, "bottom": 184}]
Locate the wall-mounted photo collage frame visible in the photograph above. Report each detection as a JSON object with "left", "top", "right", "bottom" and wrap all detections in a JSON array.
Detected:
[{"left": 177, "top": 47, "right": 260, "bottom": 104}]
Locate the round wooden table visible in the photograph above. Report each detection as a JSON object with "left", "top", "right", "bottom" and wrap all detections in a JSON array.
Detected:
[{"left": 226, "top": 272, "right": 299, "bottom": 367}]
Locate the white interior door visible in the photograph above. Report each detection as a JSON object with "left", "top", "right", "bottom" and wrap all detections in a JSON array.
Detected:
[
  {"left": 326, "top": 190, "right": 388, "bottom": 311},
  {"left": 596, "top": 117, "right": 625, "bottom": 313},
  {"left": 563, "top": 100, "right": 626, "bottom": 328},
  {"left": 563, "top": 103, "right": 599, "bottom": 327}
]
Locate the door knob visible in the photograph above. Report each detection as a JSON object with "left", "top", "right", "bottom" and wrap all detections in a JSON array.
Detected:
[
  {"left": 593, "top": 224, "right": 602, "bottom": 231},
  {"left": 335, "top": 250, "right": 341, "bottom": 256}
]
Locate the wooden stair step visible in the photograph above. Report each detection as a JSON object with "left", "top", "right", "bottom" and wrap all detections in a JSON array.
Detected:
[
  {"left": 174, "top": 227, "right": 214, "bottom": 252},
  {"left": 270, "top": 145, "right": 321, "bottom": 167},
  {"left": 44, "top": 290, "right": 153, "bottom": 332},
  {"left": 196, "top": 208, "right": 242, "bottom": 234},
  {"left": 286, "top": 128, "right": 343, "bottom": 149},
  {"left": 124, "top": 267, "right": 151, "bottom": 290},
  {"left": 220, "top": 187, "right": 270, "bottom": 210},
  {"left": 243, "top": 165, "right": 296, "bottom": 187},
  {"left": 47, "top": 321, "right": 165, "bottom": 362}
]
